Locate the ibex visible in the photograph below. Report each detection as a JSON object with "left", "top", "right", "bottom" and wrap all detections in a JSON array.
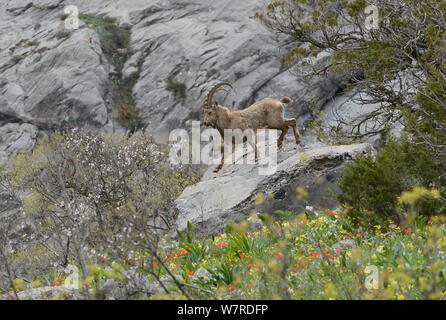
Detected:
[{"left": 204, "top": 82, "right": 301, "bottom": 173}]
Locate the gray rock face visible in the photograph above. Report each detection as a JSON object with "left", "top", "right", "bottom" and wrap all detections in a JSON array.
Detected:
[
  {"left": 175, "top": 142, "right": 371, "bottom": 237},
  {"left": 0, "top": 0, "right": 353, "bottom": 166},
  {"left": 0, "top": 123, "right": 38, "bottom": 165}
]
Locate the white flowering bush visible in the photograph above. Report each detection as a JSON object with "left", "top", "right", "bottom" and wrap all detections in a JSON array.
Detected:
[{"left": 0, "top": 130, "right": 196, "bottom": 294}]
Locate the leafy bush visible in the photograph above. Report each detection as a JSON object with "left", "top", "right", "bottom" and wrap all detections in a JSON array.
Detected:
[
  {"left": 142, "top": 207, "right": 446, "bottom": 299},
  {"left": 0, "top": 130, "right": 196, "bottom": 293},
  {"left": 337, "top": 136, "right": 445, "bottom": 226}
]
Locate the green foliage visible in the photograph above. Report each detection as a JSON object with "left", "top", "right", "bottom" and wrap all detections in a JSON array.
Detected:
[
  {"left": 166, "top": 77, "right": 186, "bottom": 104},
  {"left": 24, "top": 40, "right": 39, "bottom": 48},
  {"left": 144, "top": 210, "right": 446, "bottom": 299},
  {"left": 337, "top": 136, "right": 445, "bottom": 226},
  {"left": 79, "top": 14, "right": 117, "bottom": 26},
  {"left": 79, "top": 14, "right": 143, "bottom": 133}
]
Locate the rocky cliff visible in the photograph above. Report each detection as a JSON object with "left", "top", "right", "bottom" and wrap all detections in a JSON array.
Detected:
[{"left": 0, "top": 0, "right": 362, "bottom": 167}]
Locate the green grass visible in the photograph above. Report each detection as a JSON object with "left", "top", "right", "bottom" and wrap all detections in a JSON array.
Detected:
[{"left": 79, "top": 14, "right": 117, "bottom": 26}]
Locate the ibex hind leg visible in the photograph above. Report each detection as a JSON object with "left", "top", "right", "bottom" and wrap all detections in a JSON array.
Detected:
[
  {"left": 285, "top": 119, "right": 300, "bottom": 145},
  {"left": 277, "top": 127, "right": 289, "bottom": 149}
]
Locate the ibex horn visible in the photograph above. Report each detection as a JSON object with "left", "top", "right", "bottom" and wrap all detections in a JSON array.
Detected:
[{"left": 205, "top": 82, "right": 233, "bottom": 109}]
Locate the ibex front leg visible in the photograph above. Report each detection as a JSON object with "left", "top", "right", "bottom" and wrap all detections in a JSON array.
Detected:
[{"left": 213, "top": 140, "right": 236, "bottom": 173}]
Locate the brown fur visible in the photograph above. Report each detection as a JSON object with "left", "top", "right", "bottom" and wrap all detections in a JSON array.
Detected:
[{"left": 204, "top": 82, "right": 301, "bottom": 173}]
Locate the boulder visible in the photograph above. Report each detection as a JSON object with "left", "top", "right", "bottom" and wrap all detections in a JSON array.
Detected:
[{"left": 175, "top": 140, "right": 371, "bottom": 237}]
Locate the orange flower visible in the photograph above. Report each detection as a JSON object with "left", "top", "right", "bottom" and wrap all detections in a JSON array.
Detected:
[{"left": 181, "top": 249, "right": 188, "bottom": 254}]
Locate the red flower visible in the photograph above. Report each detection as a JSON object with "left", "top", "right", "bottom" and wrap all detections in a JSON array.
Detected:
[
  {"left": 338, "top": 216, "right": 341, "bottom": 221},
  {"left": 336, "top": 248, "right": 341, "bottom": 254},
  {"left": 249, "top": 233, "right": 254, "bottom": 237},
  {"left": 314, "top": 224, "right": 318, "bottom": 228},
  {"left": 300, "top": 263, "right": 305, "bottom": 269},
  {"left": 247, "top": 284, "right": 252, "bottom": 289},
  {"left": 248, "top": 263, "right": 255, "bottom": 267},
  {"left": 312, "top": 253, "right": 320, "bottom": 258},
  {"left": 345, "top": 235, "right": 350, "bottom": 239},
  {"left": 323, "top": 249, "right": 329, "bottom": 255},
  {"left": 404, "top": 228, "right": 410, "bottom": 235},
  {"left": 293, "top": 268, "right": 298, "bottom": 273},
  {"left": 239, "top": 253, "right": 245, "bottom": 258},
  {"left": 330, "top": 211, "right": 336, "bottom": 216},
  {"left": 277, "top": 228, "right": 282, "bottom": 234},
  {"left": 428, "top": 221, "right": 433, "bottom": 225},
  {"left": 357, "top": 232, "right": 364, "bottom": 236},
  {"left": 277, "top": 252, "right": 284, "bottom": 259},
  {"left": 175, "top": 251, "right": 181, "bottom": 256},
  {"left": 367, "top": 210, "right": 372, "bottom": 215},
  {"left": 360, "top": 221, "right": 364, "bottom": 225},
  {"left": 153, "top": 262, "right": 158, "bottom": 267},
  {"left": 300, "top": 248, "right": 305, "bottom": 253},
  {"left": 181, "top": 249, "right": 188, "bottom": 254},
  {"left": 53, "top": 281, "right": 60, "bottom": 287},
  {"left": 186, "top": 270, "right": 194, "bottom": 276},
  {"left": 229, "top": 285, "right": 235, "bottom": 291},
  {"left": 101, "top": 257, "right": 107, "bottom": 262}
]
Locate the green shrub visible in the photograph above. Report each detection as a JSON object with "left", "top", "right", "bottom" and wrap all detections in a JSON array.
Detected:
[
  {"left": 4, "top": 130, "right": 197, "bottom": 289},
  {"left": 337, "top": 135, "right": 445, "bottom": 227},
  {"left": 166, "top": 77, "right": 186, "bottom": 104}
]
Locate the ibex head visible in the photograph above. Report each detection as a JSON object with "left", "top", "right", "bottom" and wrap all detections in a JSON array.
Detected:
[{"left": 204, "top": 82, "right": 233, "bottom": 127}]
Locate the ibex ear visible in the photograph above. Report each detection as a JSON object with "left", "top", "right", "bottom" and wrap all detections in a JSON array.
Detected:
[{"left": 213, "top": 101, "right": 218, "bottom": 109}]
